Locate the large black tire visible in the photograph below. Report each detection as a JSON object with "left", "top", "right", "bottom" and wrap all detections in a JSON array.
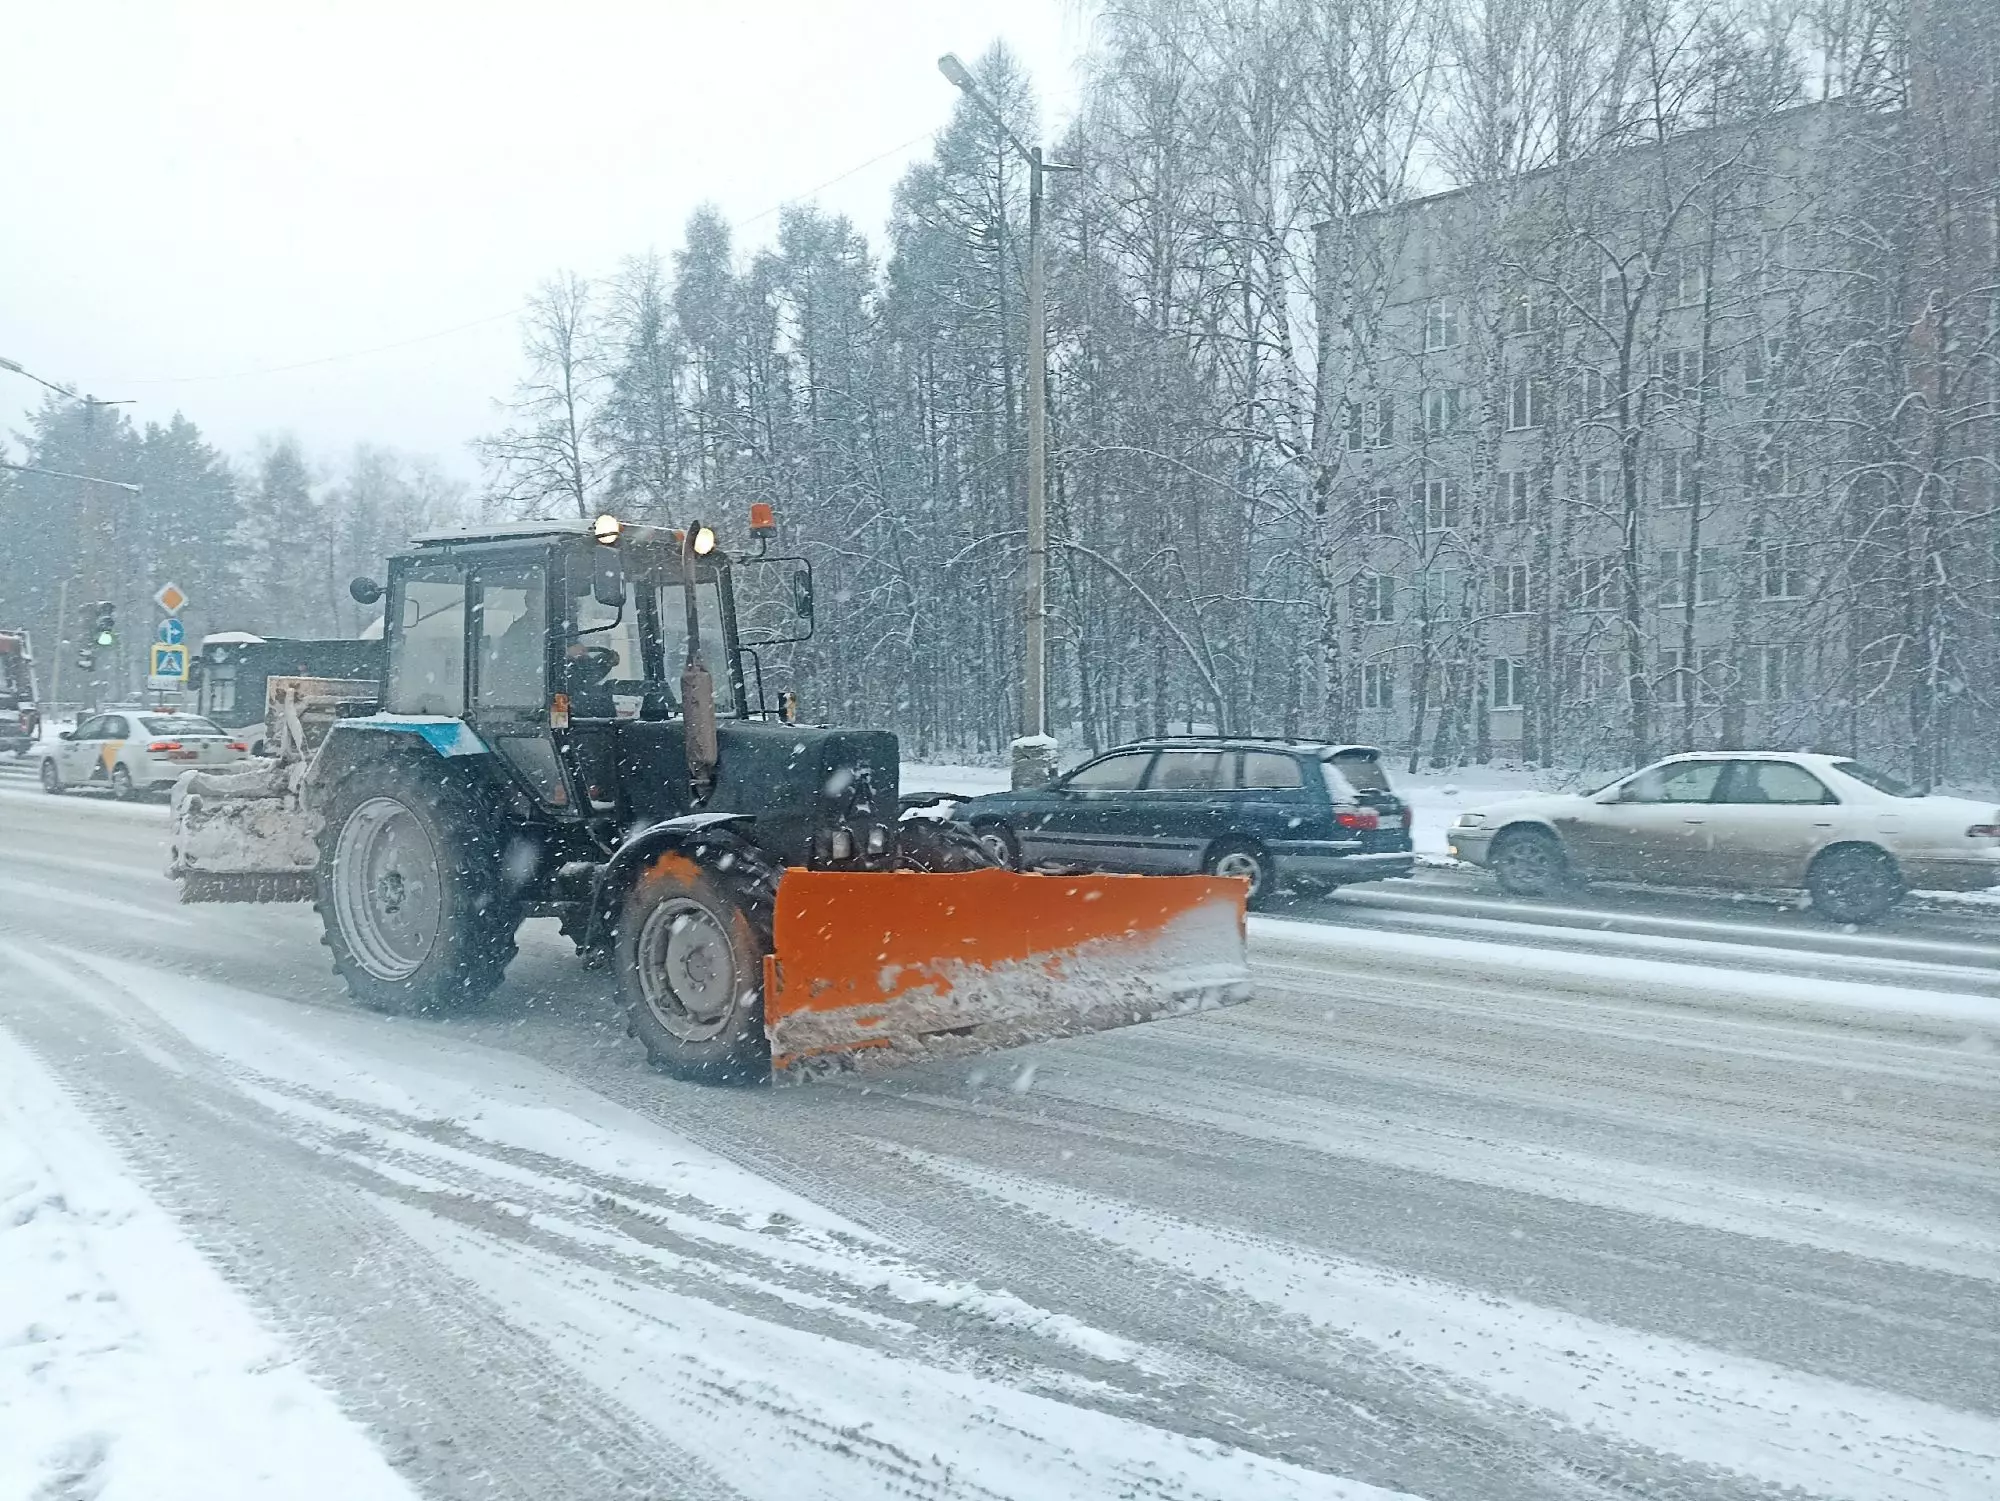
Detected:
[
  {"left": 1808, "top": 844, "right": 1903, "bottom": 925},
  {"left": 616, "top": 844, "right": 775, "bottom": 1084},
  {"left": 110, "top": 764, "right": 136, "bottom": 801},
  {"left": 898, "top": 817, "right": 1002, "bottom": 872},
  {"left": 1491, "top": 826, "right": 1569, "bottom": 898},
  {"left": 314, "top": 758, "right": 520, "bottom": 1016},
  {"left": 1206, "top": 836, "right": 1276, "bottom": 910}
]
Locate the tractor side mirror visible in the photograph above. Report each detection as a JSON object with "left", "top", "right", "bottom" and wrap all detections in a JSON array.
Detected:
[
  {"left": 591, "top": 549, "right": 626, "bottom": 609},
  {"left": 733, "top": 558, "right": 815, "bottom": 645},
  {"left": 349, "top": 576, "right": 383, "bottom": 606}
]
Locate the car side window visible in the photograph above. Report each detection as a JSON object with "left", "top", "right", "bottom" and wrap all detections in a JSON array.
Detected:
[
  {"left": 1621, "top": 761, "right": 1725, "bottom": 804},
  {"left": 1063, "top": 751, "right": 1151, "bottom": 791},
  {"left": 103, "top": 715, "right": 129, "bottom": 740},
  {"left": 1723, "top": 760, "right": 1836, "bottom": 805},
  {"left": 1239, "top": 751, "right": 1304, "bottom": 789},
  {"left": 71, "top": 715, "right": 105, "bottom": 739},
  {"left": 1148, "top": 750, "right": 1223, "bottom": 791}
]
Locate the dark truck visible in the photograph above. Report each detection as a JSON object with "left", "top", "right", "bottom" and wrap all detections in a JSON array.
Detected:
[
  {"left": 0, "top": 629, "right": 40, "bottom": 756},
  {"left": 191, "top": 635, "right": 384, "bottom": 752},
  {"left": 958, "top": 737, "right": 1415, "bottom": 908}
]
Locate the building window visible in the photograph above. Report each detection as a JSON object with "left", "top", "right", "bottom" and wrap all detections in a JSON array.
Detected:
[
  {"left": 1653, "top": 348, "right": 1708, "bottom": 401},
  {"left": 1659, "top": 646, "right": 1732, "bottom": 706},
  {"left": 1654, "top": 249, "right": 1705, "bottom": 308},
  {"left": 1490, "top": 656, "right": 1526, "bottom": 710},
  {"left": 1423, "top": 386, "right": 1462, "bottom": 436},
  {"left": 1658, "top": 449, "right": 1701, "bottom": 509},
  {"left": 1424, "top": 567, "right": 1464, "bottom": 619},
  {"left": 1581, "top": 460, "right": 1610, "bottom": 509},
  {"left": 1759, "top": 541, "right": 1808, "bottom": 600},
  {"left": 1597, "top": 266, "right": 1624, "bottom": 322},
  {"left": 1496, "top": 469, "right": 1532, "bottom": 523},
  {"left": 1759, "top": 227, "right": 1796, "bottom": 293},
  {"left": 1746, "top": 643, "right": 1805, "bottom": 701},
  {"left": 1360, "top": 661, "right": 1394, "bottom": 709},
  {"left": 1344, "top": 396, "right": 1396, "bottom": 450},
  {"left": 1565, "top": 555, "right": 1616, "bottom": 610},
  {"left": 1583, "top": 368, "right": 1613, "bottom": 414},
  {"left": 1424, "top": 298, "right": 1459, "bottom": 351},
  {"left": 1565, "top": 652, "right": 1617, "bottom": 703},
  {"left": 1416, "top": 477, "right": 1460, "bottom": 531},
  {"left": 1507, "top": 374, "right": 1549, "bottom": 430},
  {"left": 1361, "top": 485, "right": 1398, "bottom": 535},
  {"left": 1657, "top": 547, "right": 1726, "bottom": 607},
  {"left": 1507, "top": 289, "right": 1549, "bottom": 334},
  {"left": 1490, "top": 562, "right": 1532, "bottom": 615},
  {"left": 1359, "top": 573, "right": 1396, "bottom": 623}
]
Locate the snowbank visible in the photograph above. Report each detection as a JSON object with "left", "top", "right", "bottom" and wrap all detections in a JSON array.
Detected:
[{"left": 0, "top": 1027, "right": 416, "bottom": 1501}]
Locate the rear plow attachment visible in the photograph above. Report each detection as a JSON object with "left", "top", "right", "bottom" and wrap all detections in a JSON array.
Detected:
[{"left": 763, "top": 869, "right": 1252, "bottom": 1078}]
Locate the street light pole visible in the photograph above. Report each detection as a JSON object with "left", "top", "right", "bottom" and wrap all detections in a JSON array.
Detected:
[
  {"left": 938, "top": 54, "right": 1072, "bottom": 785},
  {"left": 1023, "top": 143, "right": 1048, "bottom": 750}
]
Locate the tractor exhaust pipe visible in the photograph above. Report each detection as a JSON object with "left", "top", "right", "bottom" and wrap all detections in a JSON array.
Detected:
[{"left": 682, "top": 521, "right": 719, "bottom": 797}]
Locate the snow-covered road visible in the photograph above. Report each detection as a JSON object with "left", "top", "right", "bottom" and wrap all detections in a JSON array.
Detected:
[{"left": 2, "top": 785, "right": 1997, "bottom": 1500}]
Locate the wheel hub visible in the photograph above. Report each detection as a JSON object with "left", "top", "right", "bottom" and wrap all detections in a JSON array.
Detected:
[
  {"left": 332, "top": 797, "right": 444, "bottom": 982},
  {"left": 637, "top": 898, "right": 739, "bottom": 1040}
]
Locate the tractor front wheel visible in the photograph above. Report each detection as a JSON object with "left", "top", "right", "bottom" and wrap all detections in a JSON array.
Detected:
[
  {"left": 618, "top": 851, "right": 773, "bottom": 1084},
  {"left": 315, "top": 760, "right": 519, "bottom": 1015}
]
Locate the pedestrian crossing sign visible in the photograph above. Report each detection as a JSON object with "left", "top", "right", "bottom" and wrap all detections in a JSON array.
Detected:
[{"left": 149, "top": 643, "right": 188, "bottom": 687}]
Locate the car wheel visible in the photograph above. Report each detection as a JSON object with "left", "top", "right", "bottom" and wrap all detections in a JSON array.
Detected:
[
  {"left": 110, "top": 764, "right": 136, "bottom": 801},
  {"left": 1205, "top": 838, "right": 1275, "bottom": 910},
  {"left": 1807, "top": 845, "right": 1902, "bottom": 925},
  {"left": 1490, "top": 827, "right": 1568, "bottom": 898},
  {"left": 970, "top": 820, "right": 1020, "bottom": 870},
  {"left": 39, "top": 758, "right": 63, "bottom": 795}
]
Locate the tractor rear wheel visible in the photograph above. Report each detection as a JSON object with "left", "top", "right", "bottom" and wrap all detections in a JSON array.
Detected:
[
  {"left": 618, "top": 849, "right": 773, "bottom": 1084},
  {"left": 315, "top": 759, "right": 519, "bottom": 1015}
]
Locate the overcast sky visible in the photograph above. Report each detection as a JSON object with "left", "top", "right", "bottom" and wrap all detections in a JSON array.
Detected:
[{"left": 3, "top": 0, "right": 1090, "bottom": 481}]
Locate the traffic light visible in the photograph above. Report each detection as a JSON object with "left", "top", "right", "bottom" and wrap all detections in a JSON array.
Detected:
[
  {"left": 76, "top": 644, "right": 95, "bottom": 671},
  {"left": 92, "top": 601, "right": 116, "bottom": 648}
]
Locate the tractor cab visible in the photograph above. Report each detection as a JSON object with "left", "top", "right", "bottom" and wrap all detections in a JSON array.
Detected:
[{"left": 348, "top": 513, "right": 886, "bottom": 867}]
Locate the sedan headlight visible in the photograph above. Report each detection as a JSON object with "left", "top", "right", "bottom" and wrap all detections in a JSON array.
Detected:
[{"left": 1455, "top": 812, "right": 1487, "bottom": 829}]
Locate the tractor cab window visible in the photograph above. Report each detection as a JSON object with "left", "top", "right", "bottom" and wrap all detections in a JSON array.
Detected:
[
  {"left": 474, "top": 564, "right": 548, "bottom": 714},
  {"left": 567, "top": 578, "right": 648, "bottom": 717},
  {"left": 389, "top": 564, "right": 466, "bottom": 716}
]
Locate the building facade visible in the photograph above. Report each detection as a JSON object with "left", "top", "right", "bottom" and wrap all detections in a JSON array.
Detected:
[{"left": 1315, "top": 98, "right": 1998, "bottom": 783}]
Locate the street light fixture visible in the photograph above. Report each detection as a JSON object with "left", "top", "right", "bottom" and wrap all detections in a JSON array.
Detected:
[{"left": 937, "top": 53, "right": 1076, "bottom": 781}]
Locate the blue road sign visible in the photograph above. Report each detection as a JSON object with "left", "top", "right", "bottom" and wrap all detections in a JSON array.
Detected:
[{"left": 158, "top": 617, "right": 186, "bottom": 645}]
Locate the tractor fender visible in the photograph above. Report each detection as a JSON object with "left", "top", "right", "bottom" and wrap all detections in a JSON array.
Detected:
[
  {"left": 585, "top": 814, "right": 780, "bottom": 953},
  {"left": 305, "top": 717, "right": 491, "bottom": 807}
]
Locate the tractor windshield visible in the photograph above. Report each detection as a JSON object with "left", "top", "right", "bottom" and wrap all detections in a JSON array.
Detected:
[
  {"left": 657, "top": 579, "right": 736, "bottom": 716},
  {"left": 566, "top": 563, "right": 735, "bottom": 717}
]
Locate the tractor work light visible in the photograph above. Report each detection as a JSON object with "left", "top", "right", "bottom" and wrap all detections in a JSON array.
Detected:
[{"left": 592, "top": 513, "right": 622, "bottom": 545}]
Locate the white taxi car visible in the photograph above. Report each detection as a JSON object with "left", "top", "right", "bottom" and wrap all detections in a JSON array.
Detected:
[
  {"left": 39, "top": 711, "right": 252, "bottom": 799},
  {"left": 1448, "top": 751, "right": 2000, "bottom": 923}
]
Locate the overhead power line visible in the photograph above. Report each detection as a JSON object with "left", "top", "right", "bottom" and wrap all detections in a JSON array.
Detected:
[{"left": 96, "top": 128, "right": 943, "bottom": 390}]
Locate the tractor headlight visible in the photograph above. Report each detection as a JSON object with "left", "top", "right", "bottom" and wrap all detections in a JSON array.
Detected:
[
  {"left": 692, "top": 523, "right": 717, "bottom": 556},
  {"left": 821, "top": 828, "right": 855, "bottom": 862},
  {"left": 865, "top": 825, "right": 890, "bottom": 856}
]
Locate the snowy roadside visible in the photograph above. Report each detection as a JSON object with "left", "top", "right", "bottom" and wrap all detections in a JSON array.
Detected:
[{"left": 0, "top": 1025, "right": 416, "bottom": 1501}]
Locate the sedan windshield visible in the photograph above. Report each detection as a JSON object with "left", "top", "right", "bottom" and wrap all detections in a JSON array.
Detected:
[
  {"left": 139, "top": 715, "right": 221, "bottom": 737},
  {"left": 1832, "top": 759, "right": 1920, "bottom": 797}
]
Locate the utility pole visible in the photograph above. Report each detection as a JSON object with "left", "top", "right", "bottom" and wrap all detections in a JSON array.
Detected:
[{"left": 938, "top": 53, "right": 1076, "bottom": 787}]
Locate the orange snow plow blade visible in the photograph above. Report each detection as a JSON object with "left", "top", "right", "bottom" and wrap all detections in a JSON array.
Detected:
[{"left": 763, "top": 869, "right": 1252, "bottom": 1078}]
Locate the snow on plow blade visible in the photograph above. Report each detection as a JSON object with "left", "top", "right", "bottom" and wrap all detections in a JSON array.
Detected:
[
  {"left": 763, "top": 869, "right": 1252, "bottom": 1078},
  {"left": 167, "top": 766, "right": 319, "bottom": 903}
]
